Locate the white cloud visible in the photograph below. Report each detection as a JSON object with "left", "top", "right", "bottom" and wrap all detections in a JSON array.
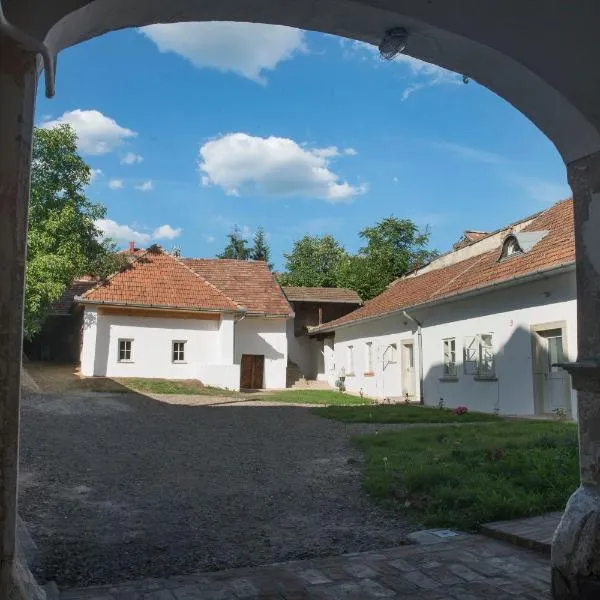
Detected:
[
  {"left": 121, "top": 152, "right": 143, "bottom": 165},
  {"left": 96, "top": 219, "right": 150, "bottom": 244},
  {"left": 153, "top": 224, "right": 182, "bottom": 239},
  {"left": 135, "top": 180, "right": 154, "bottom": 192},
  {"left": 511, "top": 176, "right": 571, "bottom": 204},
  {"left": 199, "top": 133, "right": 366, "bottom": 202},
  {"left": 108, "top": 179, "right": 124, "bottom": 190},
  {"left": 41, "top": 109, "right": 136, "bottom": 155},
  {"left": 203, "top": 234, "right": 216, "bottom": 243},
  {"left": 140, "top": 22, "right": 305, "bottom": 84},
  {"left": 344, "top": 147, "right": 358, "bottom": 156},
  {"left": 89, "top": 168, "right": 103, "bottom": 182},
  {"left": 341, "top": 40, "right": 461, "bottom": 100},
  {"left": 429, "top": 140, "right": 506, "bottom": 165}
]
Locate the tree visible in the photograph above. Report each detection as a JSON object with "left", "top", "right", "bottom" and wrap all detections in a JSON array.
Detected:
[
  {"left": 279, "top": 235, "right": 347, "bottom": 287},
  {"left": 250, "top": 226, "right": 273, "bottom": 269},
  {"left": 338, "top": 217, "right": 438, "bottom": 299},
  {"left": 25, "top": 124, "right": 124, "bottom": 339},
  {"left": 217, "top": 225, "right": 251, "bottom": 260}
]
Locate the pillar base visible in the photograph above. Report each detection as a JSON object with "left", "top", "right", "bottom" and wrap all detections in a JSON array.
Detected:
[{"left": 552, "top": 486, "right": 600, "bottom": 599}]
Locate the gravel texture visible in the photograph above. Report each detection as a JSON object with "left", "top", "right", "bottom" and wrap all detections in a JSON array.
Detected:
[{"left": 19, "top": 391, "right": 419, "bottom": 588}]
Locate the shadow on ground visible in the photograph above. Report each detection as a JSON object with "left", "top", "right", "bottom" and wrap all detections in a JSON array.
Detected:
[{"left": 19, "top": 388, "right": 418, "bottom": 588}]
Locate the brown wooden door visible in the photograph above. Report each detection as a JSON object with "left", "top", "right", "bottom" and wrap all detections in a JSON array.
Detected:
[{"left": 240, "top": 354, "right": 265, "bottom": 389}]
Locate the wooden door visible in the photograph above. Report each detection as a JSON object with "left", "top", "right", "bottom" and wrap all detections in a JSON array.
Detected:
[
  {"left": 240, "top": 354, "right": 265, "bottom": 389},
  {"left": 532, "top": 328, "right": 569, "bottom": 414}
]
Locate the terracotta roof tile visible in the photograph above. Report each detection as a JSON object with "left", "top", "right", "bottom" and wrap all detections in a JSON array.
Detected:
[
  {"left": 183, "top": 259, "right": 293, "bottom": 317},
  {"left": 79, "top": 248, "right": 241, "bottom": 312},
  {"left": 314, "top": 198, "right": 574, "bottom": 332},
  {"left": 53, "top": 279, "right": 98, "bottom": 315},
  {"left": 283, "top": 287, "right": 362, "bottom": 304}
]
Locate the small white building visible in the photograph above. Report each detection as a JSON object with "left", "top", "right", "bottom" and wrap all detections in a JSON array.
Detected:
[
  {"left": 77, "top": 248, "right": 293, "bottom": 390},
  {"left": 310, "top": 199, "right": 577, "bottom": 418}
]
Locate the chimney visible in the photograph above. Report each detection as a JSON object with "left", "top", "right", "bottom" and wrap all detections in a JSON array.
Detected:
[{"left": 128, "top": 241, "right": 135, "bottom": 253}]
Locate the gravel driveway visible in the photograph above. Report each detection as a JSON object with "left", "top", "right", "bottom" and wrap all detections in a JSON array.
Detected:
[{"left": 19, "top": 391, "right": 418, "bottom": 588}]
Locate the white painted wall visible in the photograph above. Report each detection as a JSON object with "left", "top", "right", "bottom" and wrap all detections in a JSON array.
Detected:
[
  {"left": 234, "top": 317, "right": 288, "bottom": 389},
  {"left": 79, "top": 308, "right": 239, "bottom": 387},
  {"left": 286, "top": 319, "right": 320, "bottom": 378},
  {"left": 330, "top": 271, "right": 578, "bottom": 417}
]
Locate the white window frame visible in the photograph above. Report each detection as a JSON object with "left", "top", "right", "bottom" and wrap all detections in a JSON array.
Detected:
[
  {"left": 118, "top": 338, "right": 133, "bottom": 363},
  {"left": 442, "top": 338, "right": 457, "bottom": 378},
  {"left": 346, "top": 345, "right": 354, "bottom": 375},
  {"left": 172, "top": 340, "right": 186, "bottom": 363},
  {"left": 463, "top": 334, "right": 496, "bottom": 378},
  {"left": 365, "top": 342, "right": 374, "bottom": 373}
]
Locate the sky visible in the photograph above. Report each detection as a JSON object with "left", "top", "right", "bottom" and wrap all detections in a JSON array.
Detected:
[{"left": 35, "top": 23, "right": 571, "bottom": 270}]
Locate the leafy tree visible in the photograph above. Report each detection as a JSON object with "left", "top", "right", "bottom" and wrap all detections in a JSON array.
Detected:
[
  {"left": 25, "top": 124, "right": 124, "bottom": 339},
  {"left": 279, "top": 235, "right": 347, "bottom": 287},
  {"left": 250, "top": 226, "right": 273, "bottom": 269},
  {"left": 217, "top": 225, "right": 251, "bottom": 260}
]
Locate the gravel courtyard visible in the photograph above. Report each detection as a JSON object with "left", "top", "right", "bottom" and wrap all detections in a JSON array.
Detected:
[{"left": 19, "top": 391, "right": 418, "bottom": 589}]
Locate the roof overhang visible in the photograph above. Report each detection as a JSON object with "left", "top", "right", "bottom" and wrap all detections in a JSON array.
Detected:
[
  {"left": 75, "top": 297, "right": 245, "bottom": 315},
  {"left": 309, "top": 261, "right": 576, "bottom": 335}
]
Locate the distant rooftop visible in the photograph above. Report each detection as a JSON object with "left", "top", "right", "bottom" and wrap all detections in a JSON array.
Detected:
[{"left": 282, "top": 286, "right": 362, "bottom": 305}]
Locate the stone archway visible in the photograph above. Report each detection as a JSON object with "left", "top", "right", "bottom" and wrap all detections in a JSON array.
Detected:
[{"left": 1, "top": 2, "right": 600, "bottom": 598}]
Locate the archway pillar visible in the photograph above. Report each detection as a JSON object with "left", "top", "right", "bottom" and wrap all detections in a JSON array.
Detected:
[
  {"left": 0, "top": 36, "right": 39, "bottom": 600},
  {"left": 552, "top": 150, "right": 600, "bottom": 600}
]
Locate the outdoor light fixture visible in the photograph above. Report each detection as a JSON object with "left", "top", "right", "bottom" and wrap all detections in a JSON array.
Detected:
[{"left": 378, "top": 27, "right": 409, "bottom": 60}]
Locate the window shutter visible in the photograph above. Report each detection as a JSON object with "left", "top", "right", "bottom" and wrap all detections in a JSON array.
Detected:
[{"left": 463, "top": 336, "right": 478, "bottom": 374}]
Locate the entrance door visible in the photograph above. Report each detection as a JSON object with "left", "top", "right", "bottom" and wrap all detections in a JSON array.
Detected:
[
  {"left": 532, "top": 327, "right": 569, "bottom": 414},
  {"left": 401, "top": 341, "right": 416, "bottom": 400},
  {"left": 240, "top": 354, "right": 265, "bottom": 389}
]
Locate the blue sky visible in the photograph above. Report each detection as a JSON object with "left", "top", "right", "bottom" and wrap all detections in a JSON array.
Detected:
[{"left": 36, "top": 23, "right": 570, "bottom": 270}]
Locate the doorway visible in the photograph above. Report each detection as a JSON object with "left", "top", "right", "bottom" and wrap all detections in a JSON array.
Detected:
[
  {"left": 401, "top": 340, "right": 416, "bottom": 400},
  {"left": 531, "top": 324, "right": 570, "bottom": 415},
  {"left": 240, "top": 354, "right": 265, "bottom": 390}
]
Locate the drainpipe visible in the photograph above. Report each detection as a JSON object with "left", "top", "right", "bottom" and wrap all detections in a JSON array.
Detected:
[{"left": 402, "top": 310, "right": 424, "bottom": 405}]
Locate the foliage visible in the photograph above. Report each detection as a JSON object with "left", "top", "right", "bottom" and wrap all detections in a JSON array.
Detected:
[
  {"left": 25, "top": 125, "right": 125, "bottom": 339},
  {"left": 278, "top": 235, "right": 347, "bottom": 287},
  {"left": 354, "top": 421, "right": 578, "bottom": 531},
  {"left": 256, "top": 389, "right": 367, "bottom": 405},
  {"left": 314, "top": 404, "right": 499, "bottom": 423},
  {"left": 250, "top": 226, "right": 273, "bottom": 269},
  {"left": 279, "top": 217, "right": 437, "bottom": 300},
  {"left": 217, "top": 225, "right": 251, "bottom": 260}
]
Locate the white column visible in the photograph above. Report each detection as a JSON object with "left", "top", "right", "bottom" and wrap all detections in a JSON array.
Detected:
[
  {"left": 552, "top": 150, "right": 600, "bottom": 599},
  {"left": 0, "top": 37, "right": 39, "bottom": 600},
  {"left": 79, "top": 306, "right": 99, "bottom": 376}
]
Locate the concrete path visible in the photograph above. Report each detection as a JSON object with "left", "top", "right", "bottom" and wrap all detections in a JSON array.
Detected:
[{"left": 59, "top": 533, "right": 551, "bottom": 599}]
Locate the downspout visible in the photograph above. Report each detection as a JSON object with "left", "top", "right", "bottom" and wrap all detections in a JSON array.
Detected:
[{"left": 402, "top": 310, "right": 424, "bottom": 405}]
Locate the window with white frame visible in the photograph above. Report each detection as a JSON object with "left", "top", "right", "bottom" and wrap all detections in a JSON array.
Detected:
[
  {"left": 346, "top": 345, "right": 354, "bottom": 374},
  {"left": 118, "top": 339, "right": 133, "bottom": 362},
  {"left": 365, "top": 342, "right": 374, "bottom": 373},
  {"left": 172, "top": 341, "right": 186, "bottom": 363},
  {"left": 442, "top": 338, "right": 457, "bottom": 377},
  {"left": 464, "top": 334, "right": 496, "bottom": 378}
]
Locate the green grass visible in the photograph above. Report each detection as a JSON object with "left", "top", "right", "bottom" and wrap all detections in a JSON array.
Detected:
[
  {"left": 315, "top": 404, "right": 501, "bottom": 423},
  {"left": 355, "top": 421, "right": 578, "bottom": 531},
  {"left": 116, "top": 378, "right": 243, "bottom": 396},
  {"left": 256, "top": 389, "right": 369, "bottom": 405}
]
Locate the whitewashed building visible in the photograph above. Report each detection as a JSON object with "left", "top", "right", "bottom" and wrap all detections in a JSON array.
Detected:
[
  {"left": 310, "top": 199, "right": 577, "bottom": 417},
  {"left": 76, "top": 249, "right": 293, "bottom": 390}
]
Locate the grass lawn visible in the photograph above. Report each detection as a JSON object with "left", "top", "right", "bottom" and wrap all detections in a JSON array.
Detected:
[
  {"left": 116, "top": 378, "right": 244, "bottom": 397},
  {"left": 355, "top": 421, "right": 578, "bottom": 531},
  {"left": 256, "top": 389, "right": 369, "bottom": 405},
  {"left": 315, "top": 404, "right": 500, "bottom": 423}
]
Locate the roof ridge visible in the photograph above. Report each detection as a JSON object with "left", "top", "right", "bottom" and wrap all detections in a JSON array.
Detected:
[{"left": 172, "top": 254, "right": 243, "bottom": 310}]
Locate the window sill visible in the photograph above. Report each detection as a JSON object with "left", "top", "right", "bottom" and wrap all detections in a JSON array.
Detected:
[
  {"left": 439, "top": 377, "right": 459, "bottom": 382},
  {"left": 118, "top": 360, "right": 134, "bottom": 364},
  {"left": 345, "top": 373, "right": 355, "bottom": 377},
  {"left": 363, "top": 371, "right": 375, "bottom": 377},
  {"left": 172, "top": 361, "right": 187, "bottom": 365},
  {"left": 474, "top": 376, "right": 498, "bottom": 382}
]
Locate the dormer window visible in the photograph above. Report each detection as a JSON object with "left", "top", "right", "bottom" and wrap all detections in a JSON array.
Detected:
[
  {"left": 499, "top": 230, "right": 549, "bottom": 261},
  {"left": 500, "top": 235, "right": 522, "bottom": 259}
]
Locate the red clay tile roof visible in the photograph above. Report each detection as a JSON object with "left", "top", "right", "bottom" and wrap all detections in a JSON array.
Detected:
[
  {"left": 283, "top": 287, "right": 362, "bottom": 304},
  {"left": 53, "top": 279, "right": 98, "bottom": 315},
  {"left": 79, "top": 248, "right": 242, "bottom": 312},
  {"left": 313, "top": 198, "right": 575, "bottom": 333},
  {"left": 183, "top": 258, "right": 293, "bottom": 317}
]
